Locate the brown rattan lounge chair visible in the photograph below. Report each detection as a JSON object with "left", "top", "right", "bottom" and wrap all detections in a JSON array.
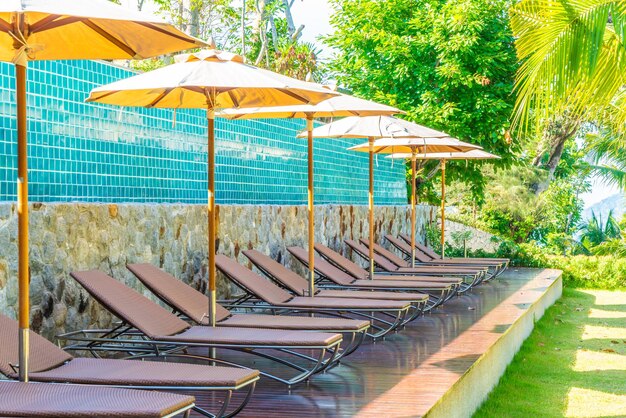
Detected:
[
  {"left": 397, "top": 233, "right": 510, "bottom": 278},
  {"left": 64, "top": 270, "right": 343, "bottom": 387},
  {"left": 285, "top": 246, "right": 454, "bottom": 311},
  {"left": 0, "top": 381, "right": 195, "bottom": 418},
  {"left": 241, "top": 249, "right": 429, "bottom": 318},
  {"left": 215, "top": 255, "right": 412, "bottom": 339},
  {"left": 126, "top": 263, "right": 369, "bottom": 357},
  {"left": 358, "top": 238, "right": 487, "bottom": 288},
  {"left": 346, "top": 239, "right": 487, "bottom": 287},
  {"left": 312, "top": 243, "right": 462, "bottom": 306},
  {"left": 385, "top": 234, "right": 503, "bottom": 281},
  {"left": 0, "top": 314, "right": 256, "bottom": 418}
]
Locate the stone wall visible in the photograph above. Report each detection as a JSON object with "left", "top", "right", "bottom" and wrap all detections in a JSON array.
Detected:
[{"left": 0, "top": 202, "right": 431, "bottom": 340}]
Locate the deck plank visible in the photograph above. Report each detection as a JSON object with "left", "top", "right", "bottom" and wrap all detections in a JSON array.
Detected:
[{"left": 188, "top": 268, "right": 560, "bottom": 417}]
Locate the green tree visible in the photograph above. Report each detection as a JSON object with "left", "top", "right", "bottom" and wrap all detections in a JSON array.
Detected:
[
  {"left": 324, "top": 0, "right": 519, "bottom": 201},
  {"left": 510, "top": 0, "right": 626, "bottom": 187}
]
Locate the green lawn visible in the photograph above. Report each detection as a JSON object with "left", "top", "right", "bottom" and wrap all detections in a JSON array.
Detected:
[{"left": 474, "top": 288, "right": 626, "bottom": 418}]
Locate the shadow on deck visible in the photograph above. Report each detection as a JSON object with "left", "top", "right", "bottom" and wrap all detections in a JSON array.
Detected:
[{"left": 190, "top": 268, "right": 562, "bottom": 417}]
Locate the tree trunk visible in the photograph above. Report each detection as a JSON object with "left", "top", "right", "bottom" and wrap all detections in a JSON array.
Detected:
[
  {"left": 283, "top": 0, "right": 297, "bottom": 37},
  {"left": 532, "top": 116, "right": 580, "bottom": 194},
  {"left": 269, "top": 15, "right": 279, "bottom": 52},
  {"left": 253, "top": 0, "right": 268, "bottom": 66}
]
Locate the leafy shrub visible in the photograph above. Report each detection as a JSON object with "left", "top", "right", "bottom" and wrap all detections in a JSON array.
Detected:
[
  {"left": 543, "top": 255, "right": 626, "bottom": 289},
  {"left": 438, "top": 233, "right": 626, "bottom": 289}
]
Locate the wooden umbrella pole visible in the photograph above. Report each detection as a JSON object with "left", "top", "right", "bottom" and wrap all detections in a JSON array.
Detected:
[
  {"left": 207, "top": 108, "right": 216, "bottom": 326},
  {"left": 368, "top": 137, "right": 375, "bottom": 279},
  {"left": 440, "top": 159, "right": 446, "bottom": 259},
  {"left": 16, "top": 62, "right": 29, "bottom": 382},
  {"left": 410, "top": 151, "right": 416, "bottom": 268},
  {"left": 307, "top": 117, "right": 315, "bottom": 297}
]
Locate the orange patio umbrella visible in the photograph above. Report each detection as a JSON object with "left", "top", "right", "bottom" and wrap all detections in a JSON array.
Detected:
[
  {"left": 0, "top": 0, "right": 206, "bottom": 381},
  {"left": 87, "top": 49, "right": 338, "bottom": 327},
  {"left": 387, "top": 149, "right": 500, "bottom": 258},
  {"left": 219, "top": 94, "right": 401, "bottom": 296}
]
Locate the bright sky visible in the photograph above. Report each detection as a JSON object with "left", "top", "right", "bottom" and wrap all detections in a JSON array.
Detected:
[
  {"left": 580, "top": 177, "right": 621, "bottom": 208},
  {"left": 121, "top": 0, "right": 334, "bottom": 44},
  {"left": 290, "top": 0, "right": 333, "bottom": 50}
]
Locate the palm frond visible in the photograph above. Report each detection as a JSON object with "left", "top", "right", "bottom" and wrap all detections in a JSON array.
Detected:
[{"left": 510, "top": 0, "right": 626, "bottom": 133}]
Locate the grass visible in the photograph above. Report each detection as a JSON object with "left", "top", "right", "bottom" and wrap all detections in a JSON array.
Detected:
[{"left": 474, "top": 287, "right": 626, "bottom": 418}]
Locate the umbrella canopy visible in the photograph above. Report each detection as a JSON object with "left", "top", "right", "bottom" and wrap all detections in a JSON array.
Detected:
[
  {"left": 297, "top": 115, "right": 450, "bottom": 139},
  {"left": 88, "top": 49, "right": 334, "bottom": 108},
  {"left": 88, "top": 49, "right": 339, "bottom": 330},
  {"left": 218, "top": 93, "right": 401, "bottom": 119},
  {"left": 218, "top": 94, "right": 401, "bottom": 296},
  {"left": 0, "top": 0, "right": 206, "bottom": 63},
  {"left": 348, "top": 136, "right": 481, "bottom": 154},
  {"left": 387, "top": 149, "right": 500, "bottom": 258},
  {"left": 0, "top": 0, "right": 207, "bottom": 382},
  {"left": 386, "top": 149, "right": 500, "bottom": 160}
]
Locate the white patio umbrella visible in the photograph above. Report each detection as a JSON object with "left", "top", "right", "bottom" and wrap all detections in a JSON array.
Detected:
[
  {"left": 0, "top": 0, "right": 207, "bottom": 381},
  {"left": 298, "top": 116, "right": 452, "bottom": 277},
  {"left": 348, "top": 135, "right": 481, "bottom": 267},
  {"left": 302, "top": 116, "right": 480, "bottom": 276},
  {"left": 220, "top": 95, "right": 401, "bottom": 296},
  {"left": 87, "top": 49, "right": 339, "bottom": 328},
  {"left": 387, "top": 150, "right": 500, "bottom": 258}
]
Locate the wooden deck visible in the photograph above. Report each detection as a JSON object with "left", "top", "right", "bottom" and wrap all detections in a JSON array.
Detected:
[{"left": 190, "top": 268, "right": 562, "bottom": 417}]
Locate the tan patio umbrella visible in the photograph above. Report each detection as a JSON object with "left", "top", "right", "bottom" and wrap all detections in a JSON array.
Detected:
[
  {"left": 219, "top": 95, "right": 401, "bottom": 296},
  {"left": 87, "top": 49, "right": 338, "bottom": 328},
  {"left": 0, "top": 0, "right": 206, "bottom": 381},
  {"left": 348, "top": 135, "right": 481, "bottom": 268},
  {"left": 299, "top": 116, "right": 461, "bottom": 277},
  {"left": 387, "top": 150, "right": 500, "bottom": 258}
]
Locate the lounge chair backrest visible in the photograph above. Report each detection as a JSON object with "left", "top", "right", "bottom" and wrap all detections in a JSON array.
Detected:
[
  {"left": 242, "top": 250, "right": 309, "bottom": 296},
  {"left": 70, "top": 270, "right": 190, "bottom": 339},
  {"left": 359, "top": 238, "right": 410, "bottom": 267},
  {"left": 385, "top": 235, "right": 412, "bottom": 254},
  {"left": 344, "top": 240, "right": 399, "bottom": 272},
  {"left": 313, "top": 243, "right": 368, "bottom": 280},
  {"left": 385, "top": 235, "right": 433, "bottom": 263},
  {"left": 286, "top": 246, "right": 356, "bottom": 286},
  {"left": 399, "top": 233, "right": 441, "bottom": 260},
  {"left": 127, "top": 264, "right": 231, "bottom": 324},
  {"left": 415, "top": 242, "right": 441, "bottom": 260},
  {"left": 215, "top": 255, "right": 293, "bottom": 305},
  {"left": 0, "top": 314, "right": 73, "bottom": 376}
]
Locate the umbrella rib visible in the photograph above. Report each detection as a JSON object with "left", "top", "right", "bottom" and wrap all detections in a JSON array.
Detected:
[
  {"left": 136, "top": 21, "right": 200, "bottom": 44},
  {"left": 278, "top": 88, "right": 311, "bottom": 105},
  {"left": 81, "top": 19, "right": 137, "bottom": 58},
  {"left": 29, "top": 15, "right": 82, "bottom": 33},
  {"left": 226, "top": 90, "right": 240, "bottom": 108},
  {"left": 30, "top": 14, "right": 74, "bottom": 33},
  {"left": 0, "top": 18, "right": 12, "bottom": 32},
  {"left": 85, "top": 90, "right": 118, "bottom": 102},
  {"left": 146, "top": 88, "right": 174, "bottom": 108}
]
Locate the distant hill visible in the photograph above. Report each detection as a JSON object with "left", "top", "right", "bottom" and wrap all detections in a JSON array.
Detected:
[{"left": 582, "top": 193, "right": 625, "bottom": 223}]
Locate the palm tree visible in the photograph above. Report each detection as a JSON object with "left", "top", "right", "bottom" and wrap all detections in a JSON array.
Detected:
[
  {"left": 578, "top": 209, "right": 622, "bottom": 252},
  {"left": 510, "top": 0, "right": 626, "bottom": 191},
  {"left": 510, "top": 0, "right": 626, "bottom": 131}
]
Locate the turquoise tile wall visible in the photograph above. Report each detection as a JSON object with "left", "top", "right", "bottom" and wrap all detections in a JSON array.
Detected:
[{"left": 0, "top": 60, "right": 406, "bottom": 205}]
